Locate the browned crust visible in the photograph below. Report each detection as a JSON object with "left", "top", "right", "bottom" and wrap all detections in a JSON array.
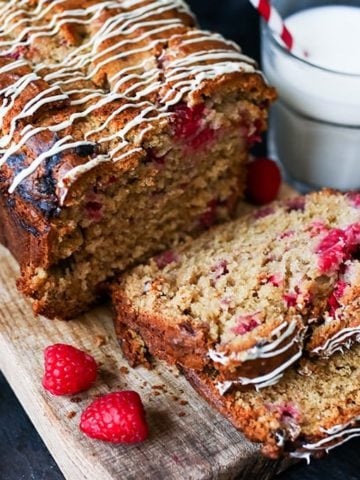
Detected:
[
  {"left": 112, "top": 286, "right": 211, "bottom": 370},
  {"left": 113, "top": 312, "right": 289, "bottom": 459},
  {"left": 182, "top": 365, "right": 360, "bottom": 459},
  {"left": 308, "top": 283, "right": 360, "bottom": 354},
  {"left": 182, "top": 367, "right": 282, "bottom": 458},
  {"left": 112, "top": 189, "right": 360, "bottom": 379},
  {"left": 112, "top": 284, "right": 306, "bottom": 382},
  {"left": 0, "top": 1, "right": 275, "bottom": 319},
  {"left": 114, "top": 306, "right": 346, "bottom": 460}
]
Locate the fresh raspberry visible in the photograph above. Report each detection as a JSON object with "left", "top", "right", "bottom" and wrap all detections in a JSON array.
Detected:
[
  {"left": 43, "top": 344, "right": 97, "bottom": 396},
  {"left": 80, "top": 391, "right": 149, "bottom": 444},
  {"left": 245, "top": 157, "right": 282, "bottom": 206}
]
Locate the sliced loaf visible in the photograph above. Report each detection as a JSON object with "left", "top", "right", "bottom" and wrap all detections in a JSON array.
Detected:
[
  {"left": 113, "top": 190, "right": 360, "bottom": 388},
  {"left": 183, "top": 344, "right": 360, "bottom": 459}
]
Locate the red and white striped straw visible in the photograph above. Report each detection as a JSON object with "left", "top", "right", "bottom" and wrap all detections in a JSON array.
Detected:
[{"left": 249, "top": 0, "right": 304, "bottom": 56}]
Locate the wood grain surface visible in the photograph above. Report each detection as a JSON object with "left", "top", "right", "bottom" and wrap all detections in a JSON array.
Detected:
[{"left": 0, "top": 192, "right": 297, "bottom": 480}]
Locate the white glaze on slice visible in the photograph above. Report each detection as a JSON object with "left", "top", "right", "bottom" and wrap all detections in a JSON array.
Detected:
[
  {"left": 290, "top": 419, "right": 360, "bottom": 463},
  {"left": 211, "top": 320, "right": 306, "bottom": 393},
  {"left": 311, "top": 327, "right": 360, "bottom": 357}
]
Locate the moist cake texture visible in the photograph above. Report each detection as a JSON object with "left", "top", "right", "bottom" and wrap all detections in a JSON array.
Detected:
[
  {"left": 0, "top": 0, "right": 275, "bottom": 319},
  {"left": 113, "top": 190, "right": 360, "bottom": 388},
  {"left": 183, "top": 344, "right": 360, "bottom": 459}
]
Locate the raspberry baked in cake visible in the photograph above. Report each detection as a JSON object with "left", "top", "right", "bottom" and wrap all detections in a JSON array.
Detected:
[
  {"left": 113, "top": 190, "right": 360, "bottom": 389},
  {"left": 0, "top": 0, "right": 275, "bottom": 319}
]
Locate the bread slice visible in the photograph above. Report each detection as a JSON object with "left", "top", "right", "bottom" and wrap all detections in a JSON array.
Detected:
[
  {"left": 113, "top": 190, "right": 360, "bottom": 387},
  {"left": 183, "top": 345, "right": 360, "bottom": 459},
  {"left": 0, "top": 0, "right": 275, "bottom": 319}
]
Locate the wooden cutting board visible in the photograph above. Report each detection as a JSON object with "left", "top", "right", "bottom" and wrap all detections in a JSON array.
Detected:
[{"left": 0, "top": 188, "right": 296, "bottom": 480}]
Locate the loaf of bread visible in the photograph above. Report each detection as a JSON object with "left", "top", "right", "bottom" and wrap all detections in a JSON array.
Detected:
[
  {"left": 0, "top": 0, "right": 275, "bottom": 319},
  {"left": 183, "top": 345, "right": 360, "bottom": 459},
  {"left": 113, "top": 190, "right": 360, "bottom": 388}
]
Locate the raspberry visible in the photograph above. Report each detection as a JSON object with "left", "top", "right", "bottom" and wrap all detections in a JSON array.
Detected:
[
  {"left": 328, "top": 280, "right": 347, "bottom": 317},
  {"left": 171, "top": 103, "right": 215, "bottom": 151},
  {"left": 246, "top": 119, "right": 263, "bottom": 146},
  {"left": 80, "top": 391, "right": 149, "bottom": 444},
  {"left": 199, "top": 199, "right": 218, "bottom": 229},
  {"left": 285, "top": 196, "right": 305, "bottom": 212},
  {"left": 266, "top": 274, "right": 283, "bottom": 287},
  {"left": 278, "top": 230, "right": 295, "bottom": 240},
  {"left": 85, "top": 200, "right": 103, "bottom": 222},
  {"left": 171, "top": 103, "right": 204, "bottom": 140},
  {"left": 283, "top": 293, "right": 298, "bottom": 308},
  {"left": 245, "top": 157, "right": 282, "bottom": 206},
  {"left": 189, "top": 127, "right": 215, "bottom": 151},
  {"left": 232, "top": 314, "right": 260, "bottom": 335},
  {"left": 266, "top": 402, "right": 302, "bottom": 424},
  {"left": 43, "top": 344, "right": 97, "bottom": 396},
  {"left": 347, "top": 192, "right": 360, "bottom": 208},
  {"left": 254, "top": 206, "right": 274, "bottom": 220},
  {"left": 211, "top": 260, "right": 229, "bottom": 281},
  {"left": 316, "top": 225, "right": 360, "bottom": 273},
  {"left": 316, "top": 229, "right": 347, "bottom": 273},
  {"left": 155, "top": 250, "right": 179, "bottom": 269}
]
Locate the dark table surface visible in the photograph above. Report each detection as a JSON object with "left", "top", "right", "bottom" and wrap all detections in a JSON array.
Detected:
[{"left": 1, "top": 1, "right": 360, "bottom": 479}]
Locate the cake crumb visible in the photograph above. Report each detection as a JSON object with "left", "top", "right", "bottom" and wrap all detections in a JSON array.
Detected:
[
  {"left": 119, "top": 366, "right": 129, "bottom": 375},
  {"left": 67, "top": 411, "right": 76, "bottom": 419},
  {"left": 179, "top": 400, "right": 188, "bottom": 406},
  {"left": 94, "top": 335, "right": 107, "bottom": 347},
  {"left": 178, "top": 412, "right": 186, "bottom": 417}
]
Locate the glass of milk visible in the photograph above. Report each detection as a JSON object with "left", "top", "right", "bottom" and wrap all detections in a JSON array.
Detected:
[{"left": 261, "top": 0, "right": 360, "bottom": 191}]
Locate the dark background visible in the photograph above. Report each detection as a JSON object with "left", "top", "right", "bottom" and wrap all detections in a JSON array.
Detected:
[{"left": 1, "top": 1, "right": 359, "bottom": 479}]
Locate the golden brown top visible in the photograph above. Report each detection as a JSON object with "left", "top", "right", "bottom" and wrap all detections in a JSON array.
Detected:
[{"left": 0, "top": 0, "right": 273, "bottom": 217}]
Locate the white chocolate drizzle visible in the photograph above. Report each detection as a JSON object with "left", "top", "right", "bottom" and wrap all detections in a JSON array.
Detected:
[
  {"left": 216, "top": 346, "right": 303, "bottom": 394},
  {"left": 311, "top": 326, "right": 360, "bottom": 357},
  {"left": 0, "top": 0, "right": 257, "bottom": 202},
  {"left": 210, "top": 320, "right": 306, "bottom": 393},
  {"left": 290, "top": 417, "right": 360, "bottom": 463},
  {"left": 209, "top": 320, "right": 301, "bottom": 365}
]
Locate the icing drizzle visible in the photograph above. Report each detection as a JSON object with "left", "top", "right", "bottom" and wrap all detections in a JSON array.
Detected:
[
  {"left": 0, "top": 0, "right": 257, "bottom": 202},
  {"left": 209, "top": 320, "right": 306, "bottom": 393},
  {"left": 290, "top": 417, "right": 360, "bottom": 463},
  {"left": 311, "top": 326, "right": 360, "bottom": 357}
]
